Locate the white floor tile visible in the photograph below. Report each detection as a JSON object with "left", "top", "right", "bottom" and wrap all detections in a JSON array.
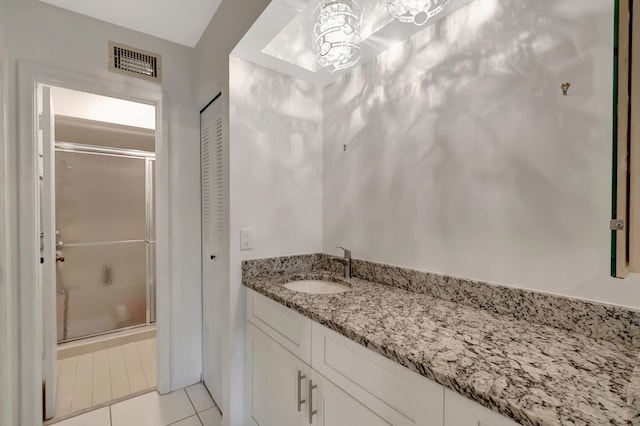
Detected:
[
  {"left": 198, "top": 407, "right": 222, "bottom": 426},
  {"left": 170, "top": 415, "right": 202, "bottom": 426},
  {"left": 51, "top": 407, "right": 110, "bottom": 426},
  {"left": 111, "top": 390, "right": 195, "bottom": 426},
  {"left": 185, "top": 383, "right": 214, "bottom": 413}
]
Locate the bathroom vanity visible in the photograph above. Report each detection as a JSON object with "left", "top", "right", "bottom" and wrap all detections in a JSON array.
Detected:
[
  {"left": 243, "top": 254, "right": 640, "bottom": 426},
  {"left": 246, "top": 287, "right": 518, "bottom": 426}
]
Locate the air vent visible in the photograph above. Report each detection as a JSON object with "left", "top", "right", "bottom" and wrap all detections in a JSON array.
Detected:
[{"left": 108, "top": 42, "right": 162, "bottom": 82}]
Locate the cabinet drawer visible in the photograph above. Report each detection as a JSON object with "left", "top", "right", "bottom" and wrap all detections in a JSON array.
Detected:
[
  {"left": 311, "top": 322, "right": 444, "bottom": 426},
  {"left": 246, "top": 289, "right": 312, "bottom": 364}
]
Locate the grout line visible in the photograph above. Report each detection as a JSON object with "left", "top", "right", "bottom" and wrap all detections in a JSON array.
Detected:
[
  {"left": 184, "top": 387, "right": 199, "bottom": 414},
  {"left": 109, "top": 405, "right": 113, "bottom": 426},
  {"left": 106, "top": 347, "right": 113, "bottom": 404},
  {"left": 200, "top": 383, "right": 221, "bottom": 416},
  {"left": 55, "top": 359, "right": 62, "bottom": 413},
  {"left": 71, "top": 353, "right": 94, "bottom": 414},
  {"left": 69, "top": 355, "right": 78, "bottom": 413},
  {"left": 166, "top": 418, "right": 188, "bottom": 425},
  {"left": 90, "top": 352, "right": 95, "bottom": 410},
  {"left": 166, "top": 401, "right": 200, "bottom": 426},
  {"left": 131, "top": 341, "right": 149, "bottom": 390},
  {"left": 135, "top": 339, "right": 152, "bottom": 388},
  {"left": 69, "top": 355, "right": 79, "bottom": 414},
  {"left": 121, "top": 344, "right": 131, "bottom": 393},
  {"left": 116, "top": 345, "right": 132, "bottom": 396}
]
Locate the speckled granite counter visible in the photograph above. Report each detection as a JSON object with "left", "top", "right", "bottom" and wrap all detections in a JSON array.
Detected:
[{"left": 242, "top": 255, "right": 640, "bottom": 426}]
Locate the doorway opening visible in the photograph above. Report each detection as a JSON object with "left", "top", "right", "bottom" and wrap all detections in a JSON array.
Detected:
[{"left": 39, "top": 85, "right": 158, "bottom": 422}]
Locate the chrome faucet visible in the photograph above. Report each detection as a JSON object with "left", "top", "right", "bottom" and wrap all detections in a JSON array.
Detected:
[{"left": 333, "top": 246, "right": 352, "bottom": 278}]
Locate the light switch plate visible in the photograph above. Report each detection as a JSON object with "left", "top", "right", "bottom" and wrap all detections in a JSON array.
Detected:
[{"left": 240, "top": 228, "right": 252, "bottom": 250}]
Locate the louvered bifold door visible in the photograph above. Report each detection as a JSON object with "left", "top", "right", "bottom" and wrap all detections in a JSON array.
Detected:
[{"left": 201, "top": 95, "right": 224, "bottom": 408}]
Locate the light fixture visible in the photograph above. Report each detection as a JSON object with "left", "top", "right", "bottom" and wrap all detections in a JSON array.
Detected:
[
  {"left": 387, "top": 0, "right": 451, "bottom": 25},
  {"left": 314, "top": 0, "right": 362, "bottom": 73}
]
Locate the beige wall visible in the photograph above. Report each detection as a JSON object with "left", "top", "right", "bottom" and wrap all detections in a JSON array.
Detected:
[{"left": 56, "top": 115, "right": 155, "bottom": 152}]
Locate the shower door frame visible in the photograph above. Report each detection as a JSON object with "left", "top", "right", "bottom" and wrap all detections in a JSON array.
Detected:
[
  {"left": 54, "top": 141, "right": 157, "bottom": 343},
  {"left": 15, "top": 62, "right": 171, "bottom": 426}
]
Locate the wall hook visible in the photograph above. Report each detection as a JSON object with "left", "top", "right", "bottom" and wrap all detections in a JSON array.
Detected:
[{"left": 561, "top": 82, "right": 571, "bottom": 96}]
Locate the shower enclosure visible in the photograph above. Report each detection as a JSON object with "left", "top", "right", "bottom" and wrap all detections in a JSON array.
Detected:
[{"left": 54, "top": 141, "right": 156, "bottom": 342}]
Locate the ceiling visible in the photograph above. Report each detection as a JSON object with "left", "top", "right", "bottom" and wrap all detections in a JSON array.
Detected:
[
  {"left": 37, "top": 0, "right": 222, "bottom": 47},
  {"left": 232, "top": 0, "right": 474, "bottom": 87}
]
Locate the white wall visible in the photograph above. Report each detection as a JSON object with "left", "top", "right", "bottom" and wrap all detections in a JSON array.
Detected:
[
  {"left": 323, "top": 0, "right": 640, "bottom": 308},
  {"left": 229, "top": 56, "right": 323, "bottom": 424},
  {"left": 51, "top": 86, "right": 156, "bottom": 129},
  {"left": 4, "top": 1, "right": 202, "bottom": 423},
  {"left": 194, "top": 1, "right": 270, "bottom": 424},
  {"left": 230, "top": 57, "right": 323, "bottom": 258}
]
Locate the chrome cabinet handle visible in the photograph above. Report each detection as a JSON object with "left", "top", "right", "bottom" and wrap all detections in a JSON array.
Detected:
[
  {"left": 297, "top": 370, "right": 306, "bottom": 412},
  {"left": 308, "top": 379, "right": 318, "bottom": 424}
]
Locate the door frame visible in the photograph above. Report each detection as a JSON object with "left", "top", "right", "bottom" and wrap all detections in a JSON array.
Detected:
[
  {"left": 17, "top": 62, "right": 171, "bottom": 425},
  {"left": 0, "top": 63, "right": 17, "bottom": 426}
]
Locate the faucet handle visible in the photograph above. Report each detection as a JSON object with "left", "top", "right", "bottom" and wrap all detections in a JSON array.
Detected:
[{"left": 336, "top": 246, "right": 351, "bottom": 259}]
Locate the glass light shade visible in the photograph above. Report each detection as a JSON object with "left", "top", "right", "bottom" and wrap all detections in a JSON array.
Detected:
[
  {"left": 387, "top": 0, "right": 451, "bottom": 25},
  {"left": 315, "top": 0, "right": 362, "bottom": 72}
]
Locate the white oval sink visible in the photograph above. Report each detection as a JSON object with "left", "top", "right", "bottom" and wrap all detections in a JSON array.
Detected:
[{"left": 283, "top": 280, "right": 350, "bottom": 294}]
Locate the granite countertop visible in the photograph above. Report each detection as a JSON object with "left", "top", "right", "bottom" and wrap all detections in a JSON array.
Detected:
[{"left": 243, "top": 270, "right": 640, "bottom": 426}]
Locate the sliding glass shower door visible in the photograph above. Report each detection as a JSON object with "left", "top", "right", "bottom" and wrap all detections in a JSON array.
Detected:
[{"left": 55, "top": 144, "right": 156, "bottom": 342}]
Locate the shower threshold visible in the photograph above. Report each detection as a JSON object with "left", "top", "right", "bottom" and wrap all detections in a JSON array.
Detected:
[{"left": 58, "top": 324, "right": 156, "bottom": 360}]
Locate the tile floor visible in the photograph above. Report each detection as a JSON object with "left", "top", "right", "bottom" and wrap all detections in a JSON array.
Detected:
[
  {"left": 56, "top": 338, "right": 157, "bottom": 418},
  {"left": 51, "top": 384, "right": 222, "bottom": 426}
]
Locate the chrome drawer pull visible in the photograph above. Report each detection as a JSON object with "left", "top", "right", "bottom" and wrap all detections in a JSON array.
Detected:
[
  {"left": 297, "top": 370, "right": 306, "bottom": 412},
  {"left": 308, "top": 379, "right": 318, "bottom": 423}
]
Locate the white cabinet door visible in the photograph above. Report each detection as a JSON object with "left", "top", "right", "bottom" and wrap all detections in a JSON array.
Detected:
[
  {"left": 311, "top": 323, "right": 444, "bottom": 426},
  {"left": 310, "top": 372, "right": 391, "bottom": 426},
  {"left": 247, "top": 322, "right": 310, "bottom": 426},
  {"left": 444, "top": 389, "right": 520, "bottom": 426}
]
